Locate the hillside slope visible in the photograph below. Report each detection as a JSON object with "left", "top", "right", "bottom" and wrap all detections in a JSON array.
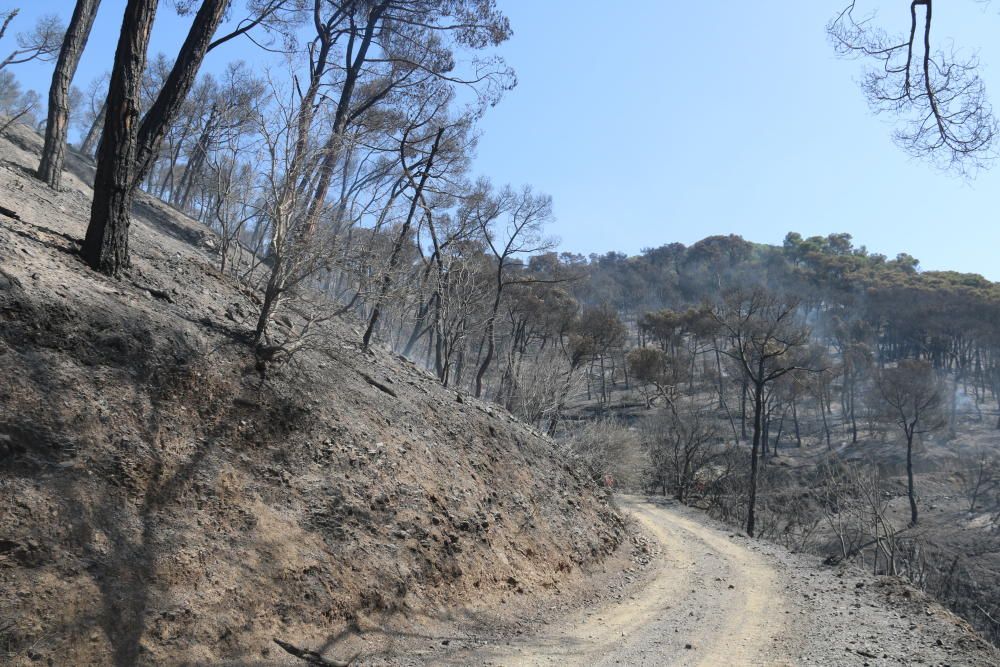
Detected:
[{"left": 0, "top": 125, "right": 625, "bottom": 666}]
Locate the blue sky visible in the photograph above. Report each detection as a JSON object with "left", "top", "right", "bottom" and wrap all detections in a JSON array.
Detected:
[{"left": 9, "top": 1, "right": 1000, "bottom": 278}]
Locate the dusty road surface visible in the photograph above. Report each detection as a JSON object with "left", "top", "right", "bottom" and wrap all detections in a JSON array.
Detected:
[
  {"left": 452, "top": 495, "right": 791, "bottom": 666},
  {"left": 430, "top": 496, "right": 999, "bottom": 667}
]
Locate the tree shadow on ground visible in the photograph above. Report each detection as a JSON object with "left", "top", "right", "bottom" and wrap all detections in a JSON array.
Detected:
[
  {"left": 132, "top": 194, "right": 211, "bottom": 250},
  {"left": 0, "top": 291, "right": 218, "bottom": 665}
]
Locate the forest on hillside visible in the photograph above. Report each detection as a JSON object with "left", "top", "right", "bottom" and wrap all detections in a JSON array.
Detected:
[
  {"left": 2, "top": 0, "right": 1000, "bottom": 657},
  {"left": 558, "top": 233, "right": 1000, "bottom": 644},
  {"left": 2, "top": 1, "right": 999, "bottom": 429}
]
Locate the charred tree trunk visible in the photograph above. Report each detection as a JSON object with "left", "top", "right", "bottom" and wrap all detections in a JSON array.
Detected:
[
  {"left": 452, "top": 347, "right": 465, "bottom": 388},
  {"left": 362, "top": 128, "right": 444, "bottom": 349},
  {"left": 547, "top": 357, "right": 581, "bottom": 436},
  {"left": 475, "top": 286, "right": 503, "bottom": 399},
  {"left": 773, "top": 408, "right": 786, "bottom": 453},
  {"left": 715, "top": 344, "right": 726, "bottom": 408},
  {"left": 849, "top": 374, "right": 859, "bottom": 443},
  {"left": 38, "top": 0, "right": 102, "bottom": 189},
  {"left": 747, "top": 379, "right": 764, "bottom": 538},
  {"left": 433, "top": 296, "right": 445, "bottom": 381},
  {"left": 79, "top": 100, "right": 106, "bottom": 157},
  {"left": 82, "top": 0, "right": 159, "bottom": 276},
  {"left": 301, "top": 2, "right": 387, "bottom": 237},
  {"left": 132, "top": 0, "right": 229, "bottom": 186},
  {"left": 819, "top": 388, "right": 832, "bottom": 449},
  {"left": 906, "top": 431, "right": 919, "bottom": 526},
  {"left": 176, "top": 105, "right": 217, "bottom": 209},
  {"left": 254, "top": 268, "right": 282, "bottom": 345},
  {"left": 740, "top": 379, "right": 748, "bottom": 440},
  {"left": 792, "top": 397, "right": 802, "bottom": 447},
  {"left": 761, "top": 408, "right": 771, "bottom": 460},
  {"left": 599, "top": 354, "right": 607, "bottom": 404}
]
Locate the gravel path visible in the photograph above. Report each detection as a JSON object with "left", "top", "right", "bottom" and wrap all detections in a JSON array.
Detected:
[{"left": 448, "top": 496, "right": 1000, "bottom": 666}]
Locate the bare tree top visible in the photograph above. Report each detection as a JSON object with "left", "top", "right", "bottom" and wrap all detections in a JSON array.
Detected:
[
  {"left": 0, "top": 10, "right": 64, "bottom": 71},
  {"left": 829, "top": 0, "right": 998, "bottom": 174}
]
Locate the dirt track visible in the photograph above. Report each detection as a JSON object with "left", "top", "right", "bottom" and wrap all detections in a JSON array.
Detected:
[
  {"left": 456, "top": 496, "right": 790, "bottom": 666},
  {"left": 443, "top": 496, "right": 1000, "bottom": 667}
]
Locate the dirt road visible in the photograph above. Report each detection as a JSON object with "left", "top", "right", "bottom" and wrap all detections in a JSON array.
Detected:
[
  {"left": 455, "top": 496, "right": 790, "bottom": 666},
  {"left": 441, "top": 496, "right": 999, "bottom": 667}
]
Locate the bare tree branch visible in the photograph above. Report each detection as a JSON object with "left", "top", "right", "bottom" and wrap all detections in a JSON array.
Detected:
[{"left": 829, "top": 0, "right": 997, "bottom": 173}]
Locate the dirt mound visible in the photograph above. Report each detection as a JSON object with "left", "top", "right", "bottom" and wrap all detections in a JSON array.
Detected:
[{"left": 0, "top": 124, "right": 625, "bottom": 666}]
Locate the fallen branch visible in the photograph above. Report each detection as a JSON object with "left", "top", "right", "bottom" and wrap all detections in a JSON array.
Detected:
[
  {"left": 360, "top": 372, "right": 397, "bottom": 397},
  {"left": 976, "top": 604, "right": 1000, "bottom": 628},
  {"left": 272, "top": 638, "right": 359, "bottom": 667},
  {"left": 132, "top": 282, "right": 174, "bottom": 303},
  {"left": 0, "top": 104, "right": 34, "bottom": 137},
  {"left": 256, "top": 337, "right": 307, "bottom": 365},
  {"left": 0, "top": 205, "right": 20, "bottom": 221}
]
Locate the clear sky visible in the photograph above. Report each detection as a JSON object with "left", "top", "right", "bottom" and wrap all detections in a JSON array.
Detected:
[{"left": 9, "top": 1, "right": 1000, "bottom": 278}]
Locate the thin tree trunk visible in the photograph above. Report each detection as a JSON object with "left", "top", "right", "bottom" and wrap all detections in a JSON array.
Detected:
[
  {"left": 819, "top": 389, "right": 831, "bottom": 449},
  {"left": 176, "top": 106, "right": 216, "bottom": 208},
  {"left": 792, "top": 397, "right": 802, "bottom": 447},
  {"left": 773, "top": 408, "right": 786, "bottom": 454},
  {"left": 849, "top": 374, "right": 859, "bottom": 443},
  {"left": 599, "top": 354, "right": 607, "bottom": 404},
  {"left": 547, "top": 360, "right": 579, "bottom": 436},
  {"left": 747, "top": 381, "right": 763, "bottom": 538},
  {"left": 254, "top": 269, "right": 282, "bottom": 344},
  {"left": 38, "top": 0, "right": 102, "bottom": 188},
  {"left": 401, "top": 304, "right": 430, "bottom": 357},
  {"left": 132, "top": 0, "right": 229, "bottom": 187},
  {"left": 475, "top": 289, "right": 502, "bottom": 399},
  {"left": 740, "top": 380, "right": 748, "bottom": 440},
  {"left": 363, "top": 128, "right": 444, "bottom": 349},
  {"left": 433, "top": 304, "right": 445, "bottom": 380},
  {"left": 301, "top": 2, "right": 387, "bottom": 237},
  {"left": 157, "top": 116, "right": 195, "bottom": 199},
  {"left": 761, "top": 408, "right": 770, "bottom": 460},
  {"left": 906, "top": 432, "right": 919, "bottom": 526},
  {"left": 452, "top": 347, "right": 465, "bottom": 388},
  {"left": 79, "top": 100, "right": 106, "bottom": 156},
  {"left": 715, "top": 344, "right": 726, "bottom": 408}
]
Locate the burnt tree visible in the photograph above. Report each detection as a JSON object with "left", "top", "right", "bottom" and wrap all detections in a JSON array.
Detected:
[
  {"left": 132, "top": 0, "right": 231, "bottom": 185},
  {"left": 715, "top": 289, "right": 811, "bottom": 538},
  {"left": 37, "top": 0, "right": 101, "bottom": 189},
  {"left": 874, "top": 359, "right": 945, "bottom": 526},
  {"left": 362, "top": 127, "right": 445, "bottom": 350},
  {"left": 81, "top": 0, "right": 159, "bottom": 276}
]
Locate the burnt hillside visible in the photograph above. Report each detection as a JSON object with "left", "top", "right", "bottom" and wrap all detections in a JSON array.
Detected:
[{"left": 0, "top": 124, "right": 625, "bottom": 666}]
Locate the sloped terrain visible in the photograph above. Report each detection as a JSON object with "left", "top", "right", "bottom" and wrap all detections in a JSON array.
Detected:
[{"left": 0, "top": 124, "right": 625, "bottom": 666}]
